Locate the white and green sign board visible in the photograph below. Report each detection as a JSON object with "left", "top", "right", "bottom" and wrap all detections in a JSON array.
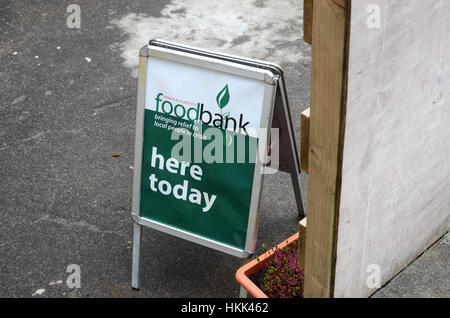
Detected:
[{"left": 131, "top": 40, "right": 303, "bottom": 290}]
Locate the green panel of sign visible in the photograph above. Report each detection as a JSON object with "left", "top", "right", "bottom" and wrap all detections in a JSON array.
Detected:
[{"left": 139, "top": 109, "right": 257, "bottom": 249}]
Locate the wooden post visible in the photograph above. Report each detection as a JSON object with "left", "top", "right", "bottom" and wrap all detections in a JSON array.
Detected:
[
  {"left": 298, "top": 217, "right": 307, "bottom": 270},
  {"left": 303, "top": 0, "right": 350, "bottom": 298},
  {"left": 303, "top": 0, "right": 313, "bottom": 44},
  {"left": 300, "top": 108, "right": 310, "bottom": 173}
]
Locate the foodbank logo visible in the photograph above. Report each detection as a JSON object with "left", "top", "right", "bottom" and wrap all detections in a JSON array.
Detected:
[
  {"left": 154, "top": 85, "right": 250, "bottom": 134},
  {"left": 216, "top": 84, "right": 230, "bottom": 118}
]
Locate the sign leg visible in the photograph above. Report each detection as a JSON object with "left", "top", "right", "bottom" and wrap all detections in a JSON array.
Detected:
[
  {"left": 239, "top": 286, "right": 248, "bottom": 298},
  {"left": 271, "top": 84, "right": 306, "bottom": 218},
  {"left": 239, "top": 257, "right": 251, "bottom": 298},
  {"left": 291, "top": 172, "right": 306, "bottom": 218},
  {"left": 131, "top": 222, "right": 142, "bottom": 290}
]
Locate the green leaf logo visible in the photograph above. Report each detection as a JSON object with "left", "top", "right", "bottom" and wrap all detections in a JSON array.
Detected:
[{"left": 216, "top": 84, "right": 230, "bottom": 109}]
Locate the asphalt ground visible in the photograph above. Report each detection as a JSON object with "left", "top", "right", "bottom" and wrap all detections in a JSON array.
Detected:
[
  {"left": 0, "top": 0, "right": 311, "bottom": 297},
  {"left": 3, "top": 0, "right": 446, "bottom": 299}
]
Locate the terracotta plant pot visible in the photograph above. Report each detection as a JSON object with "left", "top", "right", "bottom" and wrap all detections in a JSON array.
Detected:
[{"left": 235, "top": 232, "right": 300, "bottom": 298}]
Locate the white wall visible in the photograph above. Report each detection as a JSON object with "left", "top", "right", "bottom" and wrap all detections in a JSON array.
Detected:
[{"left": 334, "top": 0, "right": 450, "bottom": 297}]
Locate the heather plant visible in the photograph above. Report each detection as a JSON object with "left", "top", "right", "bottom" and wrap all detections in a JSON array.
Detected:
[{"left": 259, "top": 241, "right": 304, "bottom": 298}]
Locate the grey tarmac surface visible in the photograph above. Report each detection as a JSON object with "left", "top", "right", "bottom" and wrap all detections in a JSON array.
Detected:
[
  {"left": 372, "top": 232, "right": 449, "bottom": 298},
  {"left": 0, "top": 0, "right": 310, "bottom": 297},
  {"left": 1, "top": 0, "right": 447, "bottom": 298}
]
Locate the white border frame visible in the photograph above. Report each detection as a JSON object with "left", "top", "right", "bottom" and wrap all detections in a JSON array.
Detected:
[{"left": 131, "top": 44, "right": 277, "bottom": 259}]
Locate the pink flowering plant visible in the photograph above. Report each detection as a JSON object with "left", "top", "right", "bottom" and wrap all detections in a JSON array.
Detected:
[{"left": 258, "top": 241, "right": 304, "bottom": 298}]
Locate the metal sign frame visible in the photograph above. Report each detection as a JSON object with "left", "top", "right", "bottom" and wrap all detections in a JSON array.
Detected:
[{"left": 131, "top": 40, "right": 304, "bottom": 289}]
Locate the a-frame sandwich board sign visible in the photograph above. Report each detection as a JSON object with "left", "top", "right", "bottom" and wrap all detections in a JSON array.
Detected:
[{"left": 131, "top": 39, "right": 305, "bottom": 289}]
